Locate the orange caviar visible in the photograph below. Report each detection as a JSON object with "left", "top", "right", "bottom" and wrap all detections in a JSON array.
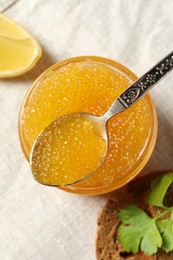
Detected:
[
  {"left": 19, "top": 56, "right": 157, "bottom": 195},
  {"left": 31, "top": 113, "right": 106, "bottom": 186}
]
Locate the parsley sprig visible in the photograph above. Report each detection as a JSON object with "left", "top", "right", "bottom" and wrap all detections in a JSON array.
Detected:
[{"left": 117, "top": 173, "right": 173, "bottom": 255}]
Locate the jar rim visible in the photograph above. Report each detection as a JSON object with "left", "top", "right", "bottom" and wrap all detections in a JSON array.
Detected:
[{"left": 18, "top": 56, "right": 158, "bottom": 195}]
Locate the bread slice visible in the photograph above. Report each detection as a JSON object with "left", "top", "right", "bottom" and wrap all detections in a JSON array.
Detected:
[{"left": 96, "top": 173, "right": 173, "bottom": 260}]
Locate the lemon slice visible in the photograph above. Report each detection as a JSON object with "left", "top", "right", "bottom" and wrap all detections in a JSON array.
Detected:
[{"left": 0, "top": 14, "right": 42, "bottom": 78}]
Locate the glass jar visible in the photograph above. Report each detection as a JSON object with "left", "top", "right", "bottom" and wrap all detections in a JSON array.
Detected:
[{"left": 19, "top": 56, "right": 158, "bottom": 195}]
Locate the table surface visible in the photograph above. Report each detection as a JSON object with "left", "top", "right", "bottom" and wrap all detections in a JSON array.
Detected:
[{"left": 0, "top": 0, "right": 173, "bottom": 259}]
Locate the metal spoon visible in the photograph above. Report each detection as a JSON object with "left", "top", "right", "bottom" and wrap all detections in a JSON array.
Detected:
[{"left": 30, "top": 51, "right": 173, "bottom": 187}]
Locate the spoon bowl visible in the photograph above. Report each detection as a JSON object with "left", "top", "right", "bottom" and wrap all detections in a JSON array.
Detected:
[{"left": 30, "top": 112, "right": 108, "bottom": 186}]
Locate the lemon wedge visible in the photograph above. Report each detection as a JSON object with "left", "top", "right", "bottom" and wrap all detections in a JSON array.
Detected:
[{"left": 0, "top": 14, "right": 42, "bottom": 78}]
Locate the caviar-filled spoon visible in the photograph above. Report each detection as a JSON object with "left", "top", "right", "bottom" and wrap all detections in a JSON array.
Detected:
[{"left": 30, "top": 51, "right": 173, "bottom": 187}]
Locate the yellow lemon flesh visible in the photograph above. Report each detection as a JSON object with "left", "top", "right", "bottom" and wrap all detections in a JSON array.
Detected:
[{"left": 0, "top": 14, "right": 42, "bottom": 78}]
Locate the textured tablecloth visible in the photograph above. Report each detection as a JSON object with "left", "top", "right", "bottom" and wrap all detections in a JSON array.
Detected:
[{"left": 0, "top": 0, "right": 173, "bottom": 259}]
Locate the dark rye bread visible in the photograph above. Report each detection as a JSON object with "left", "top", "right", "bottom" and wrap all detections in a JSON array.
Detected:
[{"left": 96, "top": 173, "right": 173, "bottom": 260}]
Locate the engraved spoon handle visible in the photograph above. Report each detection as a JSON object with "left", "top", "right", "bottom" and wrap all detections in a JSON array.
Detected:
[
  {"left": 104, "top": 51, "right": 173, "bottom": 120},
  {"left": 118, "top": 51, "right": 173, "bottom": 108}
]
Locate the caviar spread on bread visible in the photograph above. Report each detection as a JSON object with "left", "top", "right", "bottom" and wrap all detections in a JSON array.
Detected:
[{"left": 96, "top": 173, "right": 173, "bottom": 260}]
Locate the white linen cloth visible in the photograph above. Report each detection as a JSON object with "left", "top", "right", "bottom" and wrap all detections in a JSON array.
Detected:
[{"left": 0, "top": 0, "right": 173, "bottom": 259}]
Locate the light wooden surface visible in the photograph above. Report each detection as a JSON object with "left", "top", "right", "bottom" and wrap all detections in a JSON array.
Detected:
[{"left": 0, "top": 0, "right": 173, "bottom": 259}]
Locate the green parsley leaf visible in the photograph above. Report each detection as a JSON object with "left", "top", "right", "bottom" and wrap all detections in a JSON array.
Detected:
[
  {"left": 118, "top": 205, "right": 162, "bottom": 255},
  {"left": 148, "top": 173, "right": 173, "bottom": 208},
  {"left": 157, "top": 210, "right": 173, "bottom": 252}
]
